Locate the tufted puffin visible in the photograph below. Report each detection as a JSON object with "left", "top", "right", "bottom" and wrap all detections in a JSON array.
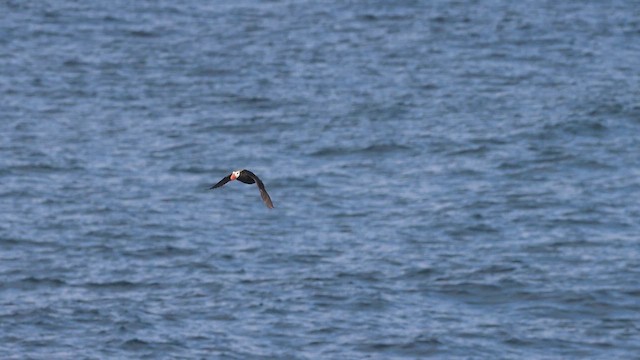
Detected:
[{"left": 210, "top": 169, "right": 274, "bottom": 208}]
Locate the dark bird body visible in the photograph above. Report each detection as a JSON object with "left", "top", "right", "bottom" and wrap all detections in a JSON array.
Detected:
[{"left": 210, "top": 169, "right": 274, "bottom": 208}]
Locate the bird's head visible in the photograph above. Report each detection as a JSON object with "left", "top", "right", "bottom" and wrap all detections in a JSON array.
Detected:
[{"left": 230, "top": 170, "right": 241, "bottom": 181}]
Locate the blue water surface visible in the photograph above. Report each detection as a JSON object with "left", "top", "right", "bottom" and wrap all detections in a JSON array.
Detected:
[{"left": 1, "top": 1, "right": 639, "bottom": 358}]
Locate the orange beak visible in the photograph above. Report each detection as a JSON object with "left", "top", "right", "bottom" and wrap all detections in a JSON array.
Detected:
[{"left": 230, "top": 172, "right": 237, "bottom": 181}]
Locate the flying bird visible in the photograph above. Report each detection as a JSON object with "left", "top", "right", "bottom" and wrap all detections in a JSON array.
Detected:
[{"left": 210, "top": 169, "right": 274, "bottom": 208}]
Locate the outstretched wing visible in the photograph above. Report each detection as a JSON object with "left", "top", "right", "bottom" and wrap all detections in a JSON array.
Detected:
[
  {"left": 242, "top": 170, "right": 274, "bottom": 209},
  {"left": 209, "top": 174, "right": 231, "bottom": 189}
]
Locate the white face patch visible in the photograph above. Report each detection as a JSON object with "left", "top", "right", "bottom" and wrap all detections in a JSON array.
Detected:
[{"left": 232, "top": 171, "right": 241, "bottom": 178}]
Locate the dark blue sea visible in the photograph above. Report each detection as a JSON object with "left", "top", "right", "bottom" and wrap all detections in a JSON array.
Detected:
[{"left": 1, "top": 1, "right": 639, "bottom": 359}]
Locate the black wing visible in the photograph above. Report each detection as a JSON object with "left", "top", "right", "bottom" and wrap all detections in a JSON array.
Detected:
[
  {"left": 209, "top": 174, "right": 231, "bottom": 189},
  {"left": 242, "top": 170, "right": 274, "bottom": 209}
]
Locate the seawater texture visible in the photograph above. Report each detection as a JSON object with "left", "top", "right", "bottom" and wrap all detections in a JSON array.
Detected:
[{"left": 1, "top": 1, "right": 639, "bottom": 359}]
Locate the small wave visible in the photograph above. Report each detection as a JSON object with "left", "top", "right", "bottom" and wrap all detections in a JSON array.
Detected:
[
  {"left": 19, "top": 276, "right": 66, "bottom": 287},
  {"left": 83, "top": 229, "right": 130, "bottom": 240},
  {"left": 121, "top": 338, "right": 149, "bottom": 349},
  {"left": 84, "top": 280, "right": 143, "bottom": 290},
  {"left": 357, "top": 335, "right": 442, "bottom": 356},
  {"left": 168, "top": 165, "right": 213, "bottom": 174},
  {"left": 447, "top": 145, "right": 489, "bottom": 156},
  {"left": 156, "top": 142, "right": 198, "bottom": 154},
  {"left": 62, "top": 58, "right": 87, "bottom": 67},
  {"left": 124, "top": 245, "right": 197, "bottom": 258},
  {"left": 127, "top": 30, "right": 158, "bottom": 38},
  {"left": 0, "top": 237, "right": 60, "bottom": 248},
  {"left": 472, "top": 265, "right": 518, "bottom": 275},
  {"left": 446, "top": 223, "right": 499, "bottom": 237},
  {"left": 310, "top": 143, "right": 412, "bottom": 157},
  {"left": 9, "top": 163, "right": 74, "bottom": 174},
  {"left": 401, "top": 266, "right": 435, "bottom": 280},
  {"left": 356, "top": 14, "right": 413, "bottom": 22},
  {"left": 532, "top": 118, "right": 609, "bottom": 140}
]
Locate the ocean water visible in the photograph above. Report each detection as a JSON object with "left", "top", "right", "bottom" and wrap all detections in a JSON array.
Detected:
[{"left": 1, "top": 1, "right": 639, "bottom": 358}]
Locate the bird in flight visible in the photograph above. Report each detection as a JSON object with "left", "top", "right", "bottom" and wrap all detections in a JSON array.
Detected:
[{"left": 210, "top": 169, "right": 274, "bottom": 208}]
